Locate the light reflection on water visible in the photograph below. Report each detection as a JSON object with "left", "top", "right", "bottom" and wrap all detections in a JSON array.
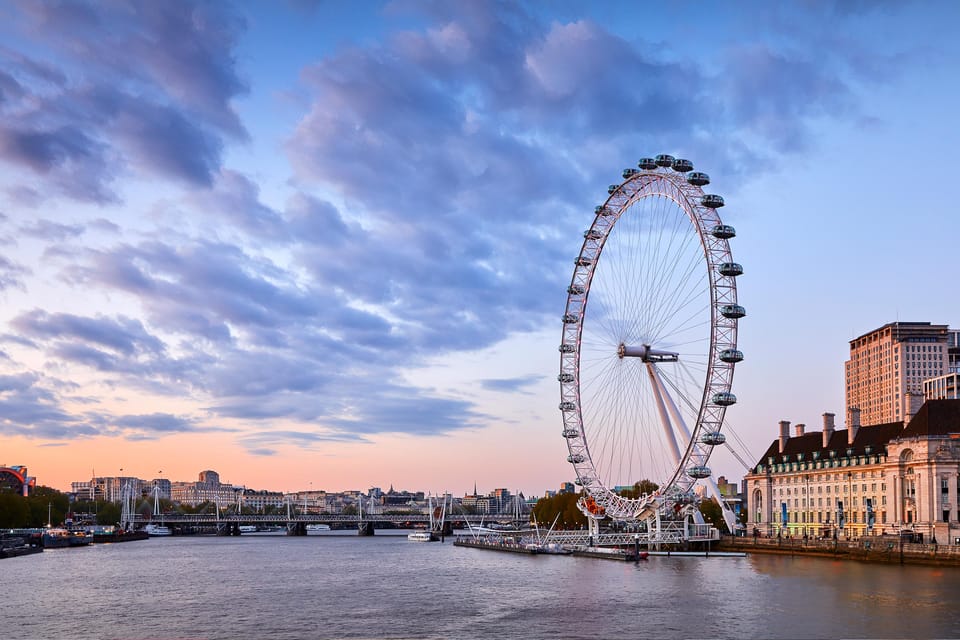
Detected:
[{"left": 5, "top": 532, "right": 960, "bottom": 639}]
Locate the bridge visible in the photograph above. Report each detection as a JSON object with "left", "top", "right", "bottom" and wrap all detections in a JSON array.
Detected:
[{"left": 133, "top": 512, "right": 526, "bottom": 536}]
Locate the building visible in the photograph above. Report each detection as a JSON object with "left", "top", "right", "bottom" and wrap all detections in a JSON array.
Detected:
[
  {"left": 744, "top": 401, "right": 960, "bottom": 543},
  {"left": 925, "top": 373, "right": 960, "bottom": 401},
  {"left": 0, "top": 465, "right": 36, "bottom": 496},
  {"left": 170, "top": 470, "right": 241, "bottom": 507},
  {"left": 845, "top": 322, "right": 950, "bottom": 426}
]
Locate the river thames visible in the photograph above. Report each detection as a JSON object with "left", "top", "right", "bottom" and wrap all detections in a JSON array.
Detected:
[{"left": 6, "top": 531, "right": 960, "bottom": 639}]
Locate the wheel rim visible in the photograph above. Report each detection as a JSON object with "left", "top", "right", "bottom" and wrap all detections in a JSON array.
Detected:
[{"left": 559, "top": 158, "right": 741, "bottom": 522}]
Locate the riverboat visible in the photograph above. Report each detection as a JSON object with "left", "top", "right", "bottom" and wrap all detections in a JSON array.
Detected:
[
  {"left": 42, "top": 528, "right": 91, "bottom": 548},
  {"left": 144, "top": 523, "right": 172, "bottom": 536},
  {"left": 407, "top": 531, "right": 436, "bottom": 542},
  {"left": 306, "top": 524, "right": 331, "bottom": 532}
]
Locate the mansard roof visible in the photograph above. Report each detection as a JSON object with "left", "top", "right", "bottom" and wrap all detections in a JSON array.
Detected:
[
  {"left": 754, "top": 400, "right": 960, "bottom": 467},
  {"left": 899, "top": 400, "right": 960, "bottom": 438},
  {"left": 756, "top": 421, "right": 904, "bottom": 466}
]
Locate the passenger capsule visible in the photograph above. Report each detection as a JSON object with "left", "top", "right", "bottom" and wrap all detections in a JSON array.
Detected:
[
  {"left": 711, "top": 224, "right": 736, "bottom": 239},
  {"left": 559, "top": 343, "right": 576, "bottom": 353},
  {"left": 638, "top": 157, "right": 658, "bottom": 170},
  {"left": 672, "top": 158, "right": 694, "bottom": 173},
  {"left": 719, "top": 349, "right": 744, "bottom": 363},
  {"left": 558, "top": 373, "right": 575, "bottom": 383},
  {"left": 718, "top": 262, "right": 743, "bottom": 277},
  {"left": 712, "top": 391, "right": 737, "bottom": 406},
  {"left": 701, "top": 194, "right": 725, "bottom": 208},
  {"left": 568, "top": 284, "right": 585, "bottom": 295},
  {"left": 584, "top": 229, "right": 602, "bottom": 240},
  {"left": 567, "top": 453, "right": 585, "bottom": 464},
  {"left": 655, "top": 154, "right": 675, "bottom": 167},
  {"left": 622, "top": 168, "right": 639, "bottom": 179},
  {"left": 595, "top": 205, "right": 615, "bottom": 217},
  {"left": 608, "top": 184, "right": 620, "bottom": 195},
  {"left": 687, "top": 171, "right": 710, "bottom": 186},
  {"left": 721, "top": 304, "right": 746, "bottom": 319},
  {"left": 700, "top": 431, "right": 726, "bottom": 446},
  {"left": 575, "top": 257, "right": 593, "bottom": 267},
  {"left": 687, "top": 465, "right": 712, "bottom": 479},
  {"left": 559, "top": 401, "right": 577, "bottom": 411},
  {"left": 562, "top": 313, "right": 579, "bottom": 324},
  {"left": 562, "top": 428, "right": 580, "bottom": 439}
]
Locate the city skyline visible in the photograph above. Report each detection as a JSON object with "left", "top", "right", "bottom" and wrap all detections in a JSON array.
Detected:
[{"left": 2, "top": 2, "right": 960, "bottom": 496}]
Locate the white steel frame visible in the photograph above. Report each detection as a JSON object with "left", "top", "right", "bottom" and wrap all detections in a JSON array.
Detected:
[{"left": 559, "top": 162, "right": 740, "bottom": 529}]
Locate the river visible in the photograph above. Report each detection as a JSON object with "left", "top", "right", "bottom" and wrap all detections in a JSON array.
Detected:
[{"left": 5, "top": 531, "right": 960, "bottom": 639}]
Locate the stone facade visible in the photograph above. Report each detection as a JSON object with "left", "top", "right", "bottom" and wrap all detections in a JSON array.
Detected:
[{"left": 744, "top": 401, "right": 960, "bottom": 544}]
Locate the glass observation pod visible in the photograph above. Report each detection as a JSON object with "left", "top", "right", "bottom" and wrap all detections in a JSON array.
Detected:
[
  {"left": 558, "top": 373, "right": 575, "bottom": 383},
  {"left": 721, "top": 304, "right": 746, "bottom": 319},
  {"left": 672, "top": 158, "right": 694, "bottom": 172},
  {"left": 562, "top": 428, "right": 580, "bottom": 438},
  {"left": 701, "top": 194, "right": 725, "bottom": 208},
  {"left": 638, "top": 157, "right": 658, "bottom": 170},
  {"left": 711, "top": 224, "right": 736, "bottom": 239},
  {"left": 719, "top": 348, "right": 744, "bottom": 363},
  {"left": 559, "top": 401, "right": 577, "bottom": 411},
  {"left": 655, "top": 154, "right": 675, "bottom": 167},
  {"left": 567, "top": 453, "right": 585, "bottom": 464},
  {"left": 567, "top": 284, "right": 585, "bottom": 295},
  {"left": 583, "top": 229, "right": 603, "bottom": 240},
  {"left": 712, "top": 391, "right": 737, "bottom": 406},
  {"left": 700, "top": 431, "right": 726, "bottom": 446},
  {"left": 575, "top": 257, "right": 594, "bottom": 267},
  {"left": 622, "top": 167, "right": 639, "bottom": 179},
  {"left": 595, "top": 205, "right": 615, "bottom": 216},
  {"left": 562, "top": 314, "right": 579, "bottom": 324},
  {"left": 575, "top": 476, "right": 594, "bottom": 486},
  {"left": 608, "top": 184, "right": 620, "bottom": 194},
  {"left": 687, "top": 171, "right": 710, "bottom": 186},
  {"left": 687, "top": 465, "right": 712, "bottom": 479},
  {"left": 718, "top": 262, "right": 744, "bottom": 277},
  {"left": 559, "top": 343, "right": 576, "bottom": 353}
]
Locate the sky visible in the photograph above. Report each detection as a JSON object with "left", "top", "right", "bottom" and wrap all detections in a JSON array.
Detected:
[{"left": 1, "top": 0, "right": 960, "bottom": 498}]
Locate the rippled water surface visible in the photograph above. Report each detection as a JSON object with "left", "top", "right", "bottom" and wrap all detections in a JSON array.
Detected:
[{"left": 6, "top": 531, "right": 960, "bottom": 639}]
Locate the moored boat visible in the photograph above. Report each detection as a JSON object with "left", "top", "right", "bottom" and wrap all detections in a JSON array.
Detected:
[
  {"left": 42, "top": 528, "right": 90, "bottom": 548},
  {"left": 306, "top": 524, "right": 331, "bottom": 532}
]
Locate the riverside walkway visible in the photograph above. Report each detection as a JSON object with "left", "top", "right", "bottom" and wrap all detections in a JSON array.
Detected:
[{"left": 718, "top": 534, "right": 960, "bottom": 566}]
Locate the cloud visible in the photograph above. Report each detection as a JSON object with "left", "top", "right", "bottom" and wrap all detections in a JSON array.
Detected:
[
  {"left": 479, "top": 375, "right": 543, "bottom": 394},
  {"left": 0, "top": 255, "right": 30, "bottom": 291},
  {"left": 0, "top": 1, "right": 248, "bottom": 202}
]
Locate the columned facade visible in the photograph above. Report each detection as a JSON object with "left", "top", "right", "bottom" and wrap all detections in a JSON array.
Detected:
[{"left": 745, "top": 401, "right": 960, "bottom": 543}]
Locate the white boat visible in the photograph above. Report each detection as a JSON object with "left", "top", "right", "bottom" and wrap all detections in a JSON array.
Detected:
[
  {"left": 238, "top": 525, "right": 257, "bottom": 533},
  {"left": 407, "top": 531, "right": 435, "bottom": 542},
  {"left": 306, "top": 524, "right": 331, "bottom": 532},
  {"left": 144, "top": 523, "right": 172, "bottom": 536}
]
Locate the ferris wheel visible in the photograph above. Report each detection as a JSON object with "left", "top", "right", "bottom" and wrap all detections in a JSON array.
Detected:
[{"left": 558, "top": 154, "right": 743, "bottom": 529}]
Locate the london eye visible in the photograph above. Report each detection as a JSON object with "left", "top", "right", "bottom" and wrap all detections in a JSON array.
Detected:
[{"left": 558, "top": 155, "right": 743, "bottom": 537}]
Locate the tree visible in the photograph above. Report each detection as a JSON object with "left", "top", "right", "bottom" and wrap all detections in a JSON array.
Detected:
[
  {"left": 618, "top": 480, "right": 659, "bottom": 499},
  {"left": 699, "top": 496, "right": 725, "bottom": 530},
  {"left": 532, "top": 493, "right": 586, "bottom": 530}
]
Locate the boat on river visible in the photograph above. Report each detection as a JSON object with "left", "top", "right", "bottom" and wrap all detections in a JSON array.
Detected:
[
  {"left": 407, "top": 531, "right": 436, "bottom": 542},
  {"left": 144, "top": 523, "right": 172, "bottom": 536},
  {"left": 306, "top": 524, "right": 331, "bottom": 532},
  {"left": 42, "top": 528, "right": 90, "bottom": 548}
]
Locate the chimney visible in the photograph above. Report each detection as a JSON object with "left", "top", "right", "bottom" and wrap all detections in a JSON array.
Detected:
[
  {"left": 795, "top": 423, "right": 805, "bottom": 437},
  {"left": 847, "top": 407, "right": 860, "bottom": 445},
  {"left": 778, "top": 420, "right": 790, "bottom": 453},
  {"left": 822, "top": 412, "right": 835, "bottom": 448}
]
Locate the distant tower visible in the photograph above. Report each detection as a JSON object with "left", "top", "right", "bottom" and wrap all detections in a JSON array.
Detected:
[{"left": 845, "top": 322, "right": 949, "bottom": 425}]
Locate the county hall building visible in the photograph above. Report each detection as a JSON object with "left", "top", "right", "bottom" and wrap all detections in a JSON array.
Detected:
[{"left": 745, "top": 322, "right": 960, "bottom": 544}]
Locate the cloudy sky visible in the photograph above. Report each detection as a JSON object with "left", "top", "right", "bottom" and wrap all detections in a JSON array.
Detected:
[{"left": 2, "top": 0, "right": 959, "bottom": 496}]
